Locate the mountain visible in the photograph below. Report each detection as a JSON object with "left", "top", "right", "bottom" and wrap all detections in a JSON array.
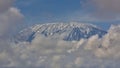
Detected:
[{"left": 16, "top": 22, "right": 107, "bottom": 42}]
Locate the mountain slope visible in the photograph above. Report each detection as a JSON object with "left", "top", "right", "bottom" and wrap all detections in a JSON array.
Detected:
[{"left": 16, "top": 22, "right": 107, "bottom": 42}]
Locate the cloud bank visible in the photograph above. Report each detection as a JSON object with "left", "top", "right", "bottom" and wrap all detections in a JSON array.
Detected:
[{"left": 0, "top": 24, "right": 119, "bottom": 68}]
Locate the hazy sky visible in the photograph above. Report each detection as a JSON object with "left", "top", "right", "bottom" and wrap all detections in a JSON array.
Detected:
[{"left": 14, "top": 0, "right": 120, "bottom": 30}]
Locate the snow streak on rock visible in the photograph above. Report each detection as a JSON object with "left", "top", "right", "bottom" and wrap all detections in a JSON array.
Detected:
[{"left": 16, "top": 23, "right": 107, "bottom": 42}]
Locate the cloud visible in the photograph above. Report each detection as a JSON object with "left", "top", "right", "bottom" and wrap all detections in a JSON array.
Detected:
[
  {"left": 0, "top": 7, "right": 24, "bottom": 36},
  {"left": 0, "top": 24, "right": 119, "bottom": 68},
  {"left": 0, "top": 0, "right": 24, "bottom": 37},
  {"left": 81, "top": 0, "right": 120, "bottom": 20},
  {"left": 0, "top": 0, "right": 15, "bottom": 13},
  {"left": 95, "top": 24, "right": 120, "bottom": 58},
  {"left": 0, "top": 0, "right": 24, "bottom": 67},
  {"left": 0, "top": 1, "right": 119, "bottom": 66},
  {"left": 0, "top": 0, "right": 120, "bottom": 67}
]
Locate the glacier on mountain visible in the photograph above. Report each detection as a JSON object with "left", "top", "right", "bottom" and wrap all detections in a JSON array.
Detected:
[{"left": 16, "top": 22, "right": 107, "bottom": 42}]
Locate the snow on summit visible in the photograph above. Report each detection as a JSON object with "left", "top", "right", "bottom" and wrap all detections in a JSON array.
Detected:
[{"left": 16, "top": 22, "right": 107, "bottom": 42}]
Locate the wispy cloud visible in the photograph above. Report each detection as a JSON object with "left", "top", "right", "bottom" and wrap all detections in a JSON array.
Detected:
[
  {"left": 81, "top": 0, "right": 120, "bottom": 21},
  {"left": 0, "top": 0, "right": 24, "bottom": 37},
  {"left": 0, "top": 0, "right": 15, "bottom": 13}
]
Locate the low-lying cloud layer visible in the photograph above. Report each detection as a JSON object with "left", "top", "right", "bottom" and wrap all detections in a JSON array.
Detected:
[{"left": 0, "top": 24, "right": 119, "bottom": 68}]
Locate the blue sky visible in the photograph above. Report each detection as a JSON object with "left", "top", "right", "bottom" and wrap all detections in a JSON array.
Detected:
[{"left": 14, "top": 0, "right": 120, "bottom": 30}]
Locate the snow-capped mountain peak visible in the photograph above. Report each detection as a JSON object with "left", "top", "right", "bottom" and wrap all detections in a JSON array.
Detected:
[{"left": 16, "top": 22, "right": 107, "bottom": 42}]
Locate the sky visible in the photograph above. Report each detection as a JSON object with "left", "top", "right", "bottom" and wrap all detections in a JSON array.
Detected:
[
  {"left": 13, "top": 0, "right": 120, "bottom": 30},
  {"left": 0, "top": 0, "right": 120, "bottom": 67}
]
